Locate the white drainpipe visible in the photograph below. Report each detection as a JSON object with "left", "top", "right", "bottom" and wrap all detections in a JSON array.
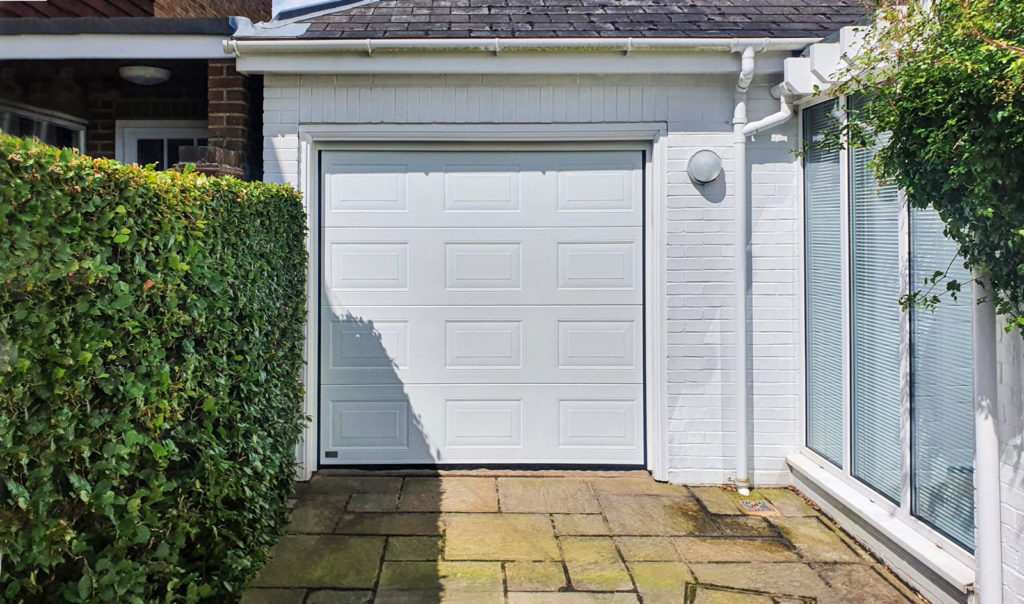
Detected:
[
  {"left": 972, "top": 275, "right": 1003, "bottom": 604},
  {"left": 743, "top": 92, "right": 797, "bottom": 137},
  {"left": 733, "top": 45, "right": 756, "bottom": 496}
]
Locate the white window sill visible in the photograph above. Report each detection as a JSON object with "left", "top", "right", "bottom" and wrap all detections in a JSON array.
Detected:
[{"left": 787, "top": 452, "right": 975, "bottom": 603}]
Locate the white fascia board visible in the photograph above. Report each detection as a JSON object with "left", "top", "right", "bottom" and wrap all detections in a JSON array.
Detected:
[
  {"left": 0, "top": 34, "right": 231, "bottom": 59},
  {"left": 234, "top": 49, "right": 788, "bottom": 76}
]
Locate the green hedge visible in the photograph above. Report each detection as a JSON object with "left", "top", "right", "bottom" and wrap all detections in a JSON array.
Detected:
[{"left": 0, "top": 134, "right": 308, "bottom": 603}]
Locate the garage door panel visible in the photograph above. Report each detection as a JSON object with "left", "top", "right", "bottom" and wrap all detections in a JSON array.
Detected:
[
  {"left": 320, "top": 384, "right": 643, "bottom": 464},
  {"left": 321, "top": 305, "right": 642, "bottom": 385},
  {"left": 322, "top": 150, "right": 642, "bottom": 228},
  {"left": 320, "top": 149, "right": 644, "bottom": 466},
  {"left": 321, "top": 227, "right": 642, "bottom": 306}
]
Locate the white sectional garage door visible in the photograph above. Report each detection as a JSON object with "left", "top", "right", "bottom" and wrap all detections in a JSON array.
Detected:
[{"left": 319, "top": 149, "right": 644, "bottom": 465}]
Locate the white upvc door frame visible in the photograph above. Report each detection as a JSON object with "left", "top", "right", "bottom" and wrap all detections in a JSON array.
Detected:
[
  {"left": 114, "top": 119, "right": 209, "bottom": 165},
  {"left": 293, "top": 122, "right": 670, "bottom": 482}
]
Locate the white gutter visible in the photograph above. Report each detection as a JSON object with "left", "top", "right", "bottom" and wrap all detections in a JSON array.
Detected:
[
  {"left": 225, "top": 36, "right": 819, "bottom": 55},
  {"left": 972, "top": 275, "right": 1003, "bottom": 604},
  {"left": 733, "top": 45, "right": 756, "bottom": 496}
]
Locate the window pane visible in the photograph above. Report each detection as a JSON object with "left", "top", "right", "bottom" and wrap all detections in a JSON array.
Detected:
[
  {"left": 803, "top": 100, "right": 844, "bottom": 467},
  {"left": 166, "top": 138, "right": 195, "bottom": 169},
  {"left": 137, "top": 139, "right": 165, "bottom": 169},
  {"left": 910, "top": 207, "right": 974, "bottom": 550},
  {"left": 849, "top": 96, "right": 903, "bottom": 503}
]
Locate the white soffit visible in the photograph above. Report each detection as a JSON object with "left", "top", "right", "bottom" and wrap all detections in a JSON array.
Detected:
[{"left": 0, "top": 34, "right": 232, "bottom": 59}]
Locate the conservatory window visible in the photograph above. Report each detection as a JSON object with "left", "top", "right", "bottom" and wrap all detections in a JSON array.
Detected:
[{"left": 802, "top": 96, "right": 975, "bottom": 552}]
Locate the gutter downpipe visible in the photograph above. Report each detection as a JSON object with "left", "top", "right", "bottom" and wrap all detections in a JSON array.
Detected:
[
  {"left": 733, "top": 44, "right": 757, "bottom": 497},
  {"left": 972, "top": 274, "right": 1003, "bottom": 604}
]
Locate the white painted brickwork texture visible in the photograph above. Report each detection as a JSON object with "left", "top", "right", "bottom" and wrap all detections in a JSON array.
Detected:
[
  {"left": 997, "top": 328, "right": 1024, "bottom": 604},
  {"left": 263, "top": 73, "right": 800, "bottom": 486}
]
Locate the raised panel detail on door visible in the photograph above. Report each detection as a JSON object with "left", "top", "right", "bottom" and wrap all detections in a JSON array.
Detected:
[
  {"left": 444, "top": 242, "right": 522, "bottom": 290},
  {"left": 326, "top": 315, "right": 409, "bottom": 369},
  {"left": 557, "top": 242, "right": 636, "bottom": 290},
  {"left": 329, "top": 400, "right": 409, "bottom": 449},
  {"left": 558, "top": 399, "right": 638, "bottom": 448},
  {"left": 444, "top": 320, "right": 523, "bottom": 368},
  {"left": 326, "top": 242, "right": 408, "bottom": 291},
  {"left": 444, "top": 165, "right": 521, "bottom": 212},
  {"left": 324, "top": 162, "right": 408, "bottom": 212},
  {"left": 320, "top": 149, "right": 644, "bottom": 465},
  {"left": 558, "top": 321, "right": 637, "bottom": 368},
  {"left": 444, "top": 399, "right": 524, "bottom": 447}
]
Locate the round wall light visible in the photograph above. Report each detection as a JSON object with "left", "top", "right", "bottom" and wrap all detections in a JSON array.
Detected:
[
  {"left": 687, "top": 149, "right": 723, "bottom": 184},
  {"left": 119, "top": 66, "right": 171, "bottom": 86}
]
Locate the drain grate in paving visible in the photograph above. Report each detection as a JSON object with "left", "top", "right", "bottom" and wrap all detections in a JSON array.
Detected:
[{"left": 739, "top": 500, "right": 780, "bottom": 517}]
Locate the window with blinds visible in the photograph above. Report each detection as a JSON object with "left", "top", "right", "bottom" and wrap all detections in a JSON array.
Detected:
[
  {"left": 910, "top": 208, "right": 975, "bottom": 550},
  {"left": 803, "top": 100, "right": 844, "bottom": 467},
  {"left": 849, "top": 97, "right": 903, "bottom": 504},
  {"left": 800, "top": 97, "right": 976, "bottom": 553}
]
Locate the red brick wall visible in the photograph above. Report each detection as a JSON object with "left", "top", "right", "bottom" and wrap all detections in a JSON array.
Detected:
[
  {"left": 206, "top": 59, "right": 251, "bottom": 175},
  {"left": 153, "top": 0, "right": 270, "bottom": 20}
]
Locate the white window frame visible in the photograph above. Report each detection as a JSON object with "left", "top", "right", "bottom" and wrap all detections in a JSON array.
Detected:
[
  {"left": 114, "top": 120, "right": 208, "bottom": 166},
  {"left": 0, "top": 101, "right": 86, "bottom": 151},
  {"left": 797, "top": 96, "right": 976, "bottom": 568}
]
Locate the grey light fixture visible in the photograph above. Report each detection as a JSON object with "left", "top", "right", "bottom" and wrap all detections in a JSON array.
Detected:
[
  {"left": 688, "top": 149, "right": 723, "bottom": 184},
  {"left": 119, "top": 66, "right": 171, "bottom": 86}
]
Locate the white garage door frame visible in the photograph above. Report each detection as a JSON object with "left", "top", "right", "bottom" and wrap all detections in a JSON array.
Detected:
[{"left": 294, "top": 123, "right": 669, "bottom": 482}]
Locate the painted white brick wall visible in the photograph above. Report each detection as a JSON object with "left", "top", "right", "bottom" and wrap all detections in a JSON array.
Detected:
[
  {"left": 263, "top": 72, "right": 802, "bottom": 487},
  {"left": 997, "top": 327, "right": 1024, "bottom": 604}
]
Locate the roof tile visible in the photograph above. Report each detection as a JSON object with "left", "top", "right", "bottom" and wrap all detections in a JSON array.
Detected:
[{"left": 290, "top": 0, "right": 867, "bottom": 39}]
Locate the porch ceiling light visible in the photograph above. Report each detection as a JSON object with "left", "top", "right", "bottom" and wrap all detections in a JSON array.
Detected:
[
  {"left": 119, "top": 66, "right": 171, "bottom": 86},
  {"left": 688, "top": 149, "right": 723, "bottom": 184}
]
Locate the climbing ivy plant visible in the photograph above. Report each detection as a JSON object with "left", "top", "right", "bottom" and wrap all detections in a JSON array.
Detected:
[{"left": 834, "top": 0, "right": 1024, "bottom": 331}]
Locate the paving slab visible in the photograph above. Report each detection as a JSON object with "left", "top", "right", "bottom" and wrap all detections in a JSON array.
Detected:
[
  {"left": 770, "top": 517, "right": 863, "bottom": 563},
  {"left": 335, "top": 513, "right": 444, "bottom": 536},
  {"left": 348, "top": 493, "right": 399, "bottom": 513},
  {"left": 674, "top": 537, "right": 798, "bottom": 563},
  {"left": 445, "top": 513, "right": 560, "bottom": 560},
  {"left": 688, "top": 562, "right": 834, "bottom": 601},
  {"left": 688, "top": 586, "right": 773, "bottom": 604},
  {"left": 240, "top": 588, "right": 306, "bottom": 604},
  {"left": 504, "top": 561, "right": 568, "bottom": 591},
  {"left": 627, "top": 561, "right": 693, "bottom": 603},
  {"left": 553, "top": 514, "right": 609, "bottom": 536},
  {"left": 690, "top": 487, "right": 747, "bottom": 515},
  {"left": 289, "top": 496, "right": 348, "bottom": 534},
  {"left": 499, "top": 477, "right": 601, "bottom": 513},
  {"left": 614, "top": 537, "right": 680, "bottom": 561},
  {"left": 713, "top": 516, "right": 776, "bottom": 537},
  {"left": 599, "top": 494, "right": 718, "bottom": 536},
  {"left": 374, "top": 592, "right": 504, "bottom": 604},
  {"left": 399, "top": 477, "right": 498, "bottom": 512},
  {"left": 560, "top": 536, "right": 634, "bottom": 592},
  {"left": 378, "top": 561, "right": 503, "bottom": 593},
  {"left": 588, "top": 476, "right": 685, "bottom": 496},
  {"left": 508, "top": 593, "right": 640, "bottom": 604},
  {"left": 253, "top": 535, "right": 384, "bottom": 589},
  {"left": 759, "top": 488, "right": 819, "bottom": 517},
  {"left": 308, "top": 475, "right": 403, "bottom": 496},
  {"left": 306, "top": 590, "right": 374, "bottom": 604},
  {"left": 814, "top": 563, "right": 913, "bottom": 603},
  {"left": 385, "top": 536, "right": 444, "bottom": 561}
]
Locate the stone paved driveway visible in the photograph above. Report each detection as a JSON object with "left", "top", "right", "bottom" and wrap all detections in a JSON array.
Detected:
[{"left": 242, "top": 470, "right": 922, "bottom": 604}]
